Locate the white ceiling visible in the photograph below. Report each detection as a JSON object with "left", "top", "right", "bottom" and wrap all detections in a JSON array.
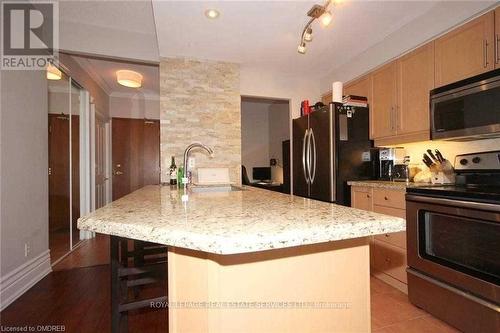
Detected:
[
  {"left": 59, "top": 0, "right": 159, "bottom": 62},
  {"left": 58, "top": 1, "right": 495, "bottom": 81},
  {"left": 152, "top": 1, "right": 441, "bottom": 76},
  {"left": 71, "top": 55, "right": 159, "bottom": 98}
]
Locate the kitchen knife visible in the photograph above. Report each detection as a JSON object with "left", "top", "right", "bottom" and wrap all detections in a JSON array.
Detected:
[
  {"left": 435, "top": 149, "right": 445, "bottom": 163},
  {"left": 423, "top": 154, "right": 435, "bottom": 167},
  {"left": 427, "top": 149, "right": 439, "bottom": 163},
  {"left": 422, "top": 158, "right": 432, "bottom": 168}
]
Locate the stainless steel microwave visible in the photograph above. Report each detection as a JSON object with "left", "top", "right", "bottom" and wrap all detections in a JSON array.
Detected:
[{"left": 430, "top": 69, "right": 500, "bottom": 141}]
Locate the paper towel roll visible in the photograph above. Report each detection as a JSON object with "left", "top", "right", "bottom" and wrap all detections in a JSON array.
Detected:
[{"left": 332, "top": 81, "right": 343, "bottom": 103}]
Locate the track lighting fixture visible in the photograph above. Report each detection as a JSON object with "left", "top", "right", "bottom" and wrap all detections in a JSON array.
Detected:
[
  {"left": 304, "top": 27, "right": 313, "bottom": 42},
  {"left": 297, "top": 0, "right": 335, "bottom": 54},
  {"left": 297, "top": 42, "right": 307, "bottom": 54}
]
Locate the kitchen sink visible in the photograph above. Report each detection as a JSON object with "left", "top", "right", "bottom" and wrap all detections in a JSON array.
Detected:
[{"left": 189, "top": 185, "right": 244, "bottom": 193}]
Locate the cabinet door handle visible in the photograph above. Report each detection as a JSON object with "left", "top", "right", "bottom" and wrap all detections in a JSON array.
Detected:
[
  {"left": 384, "top": 196, "right": 389, "bottom": 200},
  {"left": 395, "top": 105, "right": 399, "bottom": 132},
  {"left": 496, "top": 35, "right": 500, "bottom": 65},
  {"left": 484, "top": 39, "right": 489, "bottom": 68},
  {"left": 390, "top": 106, "right": 394, "bottom": 131},
  {"left": 366, "top": 194, "right": 371, "bottom": 198}
]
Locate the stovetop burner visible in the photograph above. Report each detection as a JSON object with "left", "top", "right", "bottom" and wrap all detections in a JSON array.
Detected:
[{"left": 407, "top": 150, "right": 500, "bottom": 204}]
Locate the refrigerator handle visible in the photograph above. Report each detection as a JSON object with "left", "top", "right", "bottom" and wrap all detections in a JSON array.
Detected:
[
  {"left": 307, "top": 129, "right": 313, "bottom": 183},
  {"left": 310, "top": 128, "right": 317, "bottom": 184},
  {"left": 302, "top": 129, "right": 310, "bottom": 184}
]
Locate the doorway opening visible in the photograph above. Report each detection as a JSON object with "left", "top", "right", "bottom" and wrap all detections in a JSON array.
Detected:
[{"left": 240, "top": 96, "right": 291, "bottom": 193}]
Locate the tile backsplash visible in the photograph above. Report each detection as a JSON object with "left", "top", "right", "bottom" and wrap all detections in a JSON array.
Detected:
[
  {"left": 159, "top": 57, "right": 241, "bottom": 184},
  {"left": 390, "top": 138, "right": 500, "bottom": 168}
]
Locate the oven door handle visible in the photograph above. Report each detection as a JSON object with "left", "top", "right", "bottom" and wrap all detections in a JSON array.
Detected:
[{"left": 406, "top": 195, "right": 500, "bottom": 212}]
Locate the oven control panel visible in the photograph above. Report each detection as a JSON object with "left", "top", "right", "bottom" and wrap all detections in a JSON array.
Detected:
[{"left": 454, "top": 151, "right": 500, "bottom": 171}]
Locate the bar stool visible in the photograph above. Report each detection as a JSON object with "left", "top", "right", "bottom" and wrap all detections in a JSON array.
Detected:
[{"left": 110, "top": 236, "right": 168, "bottom": 333}]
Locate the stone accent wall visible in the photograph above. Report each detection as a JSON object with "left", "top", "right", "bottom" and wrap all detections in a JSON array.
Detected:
[{"left": 160, "top": 57, "right": 241, "bottom": 184}]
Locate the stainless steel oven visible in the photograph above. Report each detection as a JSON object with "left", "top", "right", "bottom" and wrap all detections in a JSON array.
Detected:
[
  {"left": 406, "top": 150, "right": 500, "bottom": 332},
  {"left": 431, "top": 68, "right": 500, "bottom": 141},
  {"left": 406, "top": 195, "right": 500, "bottom": 332}
]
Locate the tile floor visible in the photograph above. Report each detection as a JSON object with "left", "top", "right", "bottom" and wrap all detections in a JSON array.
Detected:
[{"left": 370, "top": 277, "right": 459, "bottom": 332}]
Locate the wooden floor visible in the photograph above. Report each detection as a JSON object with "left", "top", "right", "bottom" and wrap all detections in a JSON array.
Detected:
[{"left": 0, "top": 234, "right": 459, "bottom": 333}]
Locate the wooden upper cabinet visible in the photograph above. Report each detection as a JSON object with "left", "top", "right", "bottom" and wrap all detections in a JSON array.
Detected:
[
  {"left": 344, "top": 75, "right": 372, "bottom": 102},
  {"left": 344, "top": 75, "right": 373, "bottom": 138},
  {"left": 435, "top": 11, "right": 494, "bottom": 87},
  {"left": 397, "top": 42, "right": 434, "bottom": 136},
  {"left": 371, "top": 61, "right": 398, "bottom": 139},
  {"left": 495, "top": 7, "right": 500, "bottom": 68}
]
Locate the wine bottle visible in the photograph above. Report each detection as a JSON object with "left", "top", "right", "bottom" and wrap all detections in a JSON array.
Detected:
[{"left": 169, "top": 156, "right": 177, "bottom": 186}]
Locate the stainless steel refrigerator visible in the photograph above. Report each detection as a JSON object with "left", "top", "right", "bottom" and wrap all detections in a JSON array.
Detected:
[{"left": 293, "top": 103, "right": 377, "bottom": 206}]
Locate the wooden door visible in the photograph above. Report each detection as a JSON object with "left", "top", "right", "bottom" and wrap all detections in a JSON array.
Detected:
[
  {"left": 397, "top": 42, "right": 434, "bottom": 136},
  {"left": 371, "top": 62, "right": 398, "bottom": 139},
  {"left": 95, "top": 114, "right": 107, "bottom": 209},
  {"left": 49, "top": 115, "right": 70, "bottom": 232},
  {"left": 112, "top": 118, "right": 160, "bottom": 201},
  {"left": 435, "top": 11, "right": 494, "bottom": 87},
  {"left": 344, "top": 75, "right": 373, "bottom": 138},
  {"left": 495, "top": 7, "right": 500, "bottom": 68}
]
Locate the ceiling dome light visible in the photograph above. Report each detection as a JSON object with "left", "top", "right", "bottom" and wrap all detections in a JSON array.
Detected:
[
  {"left": 304, "top": 27, "right": 313, "bottom": 42},
  {"left": 297, "top": 42, "right": 307, "bottom": 55},
  {"left": 319, "top": 11, "right": 333, "bottom": 27},
  {"left": 205, "top": 9, "right": 220, "bottom": 19},
  {"left": 47, "top": 64, "right": 62, "bottom": 80},
  {"left": 116, "top": 70, "right": 143, "bottom": 88}
]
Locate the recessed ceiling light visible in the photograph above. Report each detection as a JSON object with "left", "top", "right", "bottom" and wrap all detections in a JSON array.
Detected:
[
  {"left": 205, "top": 9, "right": 220, "bottom": 19},
  {"left": 116, "top": 70, "right": 143, "bottom": 88}
]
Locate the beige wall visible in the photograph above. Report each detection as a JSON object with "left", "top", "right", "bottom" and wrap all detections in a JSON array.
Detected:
[
  {"left": 110, "top": 94, "right": 160, "bottom": 120},
  {"left": 240, "top": 65, "right": 320, "bottom": 119},
  {"left": 160, "top": 58, "right": 241, "bottom": 184},
  {"left": 1, "top": 70, "right": 50, "bottom": 292},
  {"left": 58, "top": 53, "right": 110, "bottom": 118}
]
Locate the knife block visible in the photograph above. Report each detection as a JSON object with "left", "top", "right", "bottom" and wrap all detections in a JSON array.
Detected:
[{"left": 430, "top": 160, "right": 455, "bottom": 184}]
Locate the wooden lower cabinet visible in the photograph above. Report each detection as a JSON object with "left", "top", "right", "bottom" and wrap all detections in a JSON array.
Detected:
[
  {"left": 351, "top": 186, "right": 373, "bottom": 211},
  {"left": 351, "top": 186, "right": 408, "bottom": 293}
]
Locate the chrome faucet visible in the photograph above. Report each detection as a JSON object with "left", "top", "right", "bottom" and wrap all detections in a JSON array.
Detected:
[{"left": 182, "top": 143, "right": 214, "bottom": 187}]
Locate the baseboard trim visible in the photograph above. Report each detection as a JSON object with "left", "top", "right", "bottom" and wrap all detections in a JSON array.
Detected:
[
  {"left": 371, "top": 270, "right": 408, "bottom": 294},
  {"left": 0, "top": 250, "right": 52, "bottom": 311}
]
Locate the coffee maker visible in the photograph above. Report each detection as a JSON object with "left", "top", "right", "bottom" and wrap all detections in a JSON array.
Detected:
[{"left": 379, "top": 148, "right": 406, "bottom": 180}]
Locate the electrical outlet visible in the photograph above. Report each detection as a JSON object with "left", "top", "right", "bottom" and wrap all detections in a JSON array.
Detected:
[
  {"left": 24, "top": 242, "right": 31, "bottom": 257},
  {"left": 188, "top": 157, "right": 195, "bottom": 168}
]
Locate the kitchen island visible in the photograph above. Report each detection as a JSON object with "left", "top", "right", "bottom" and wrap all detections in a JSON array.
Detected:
[{"left": 78, "top": 185, "right": 405, "bottom": 333}]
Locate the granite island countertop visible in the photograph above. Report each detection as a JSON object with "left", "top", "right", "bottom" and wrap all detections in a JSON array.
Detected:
[{"left": 78, "top": 185, "right": 405, "bottom": 255}]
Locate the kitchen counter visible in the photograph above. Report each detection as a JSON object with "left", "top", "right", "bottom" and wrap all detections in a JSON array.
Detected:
[
  {"left": 78, "top": 184, "right": 405, "bottom": 255},
  {"left": 78, "top": 185, "right": 405, "bottom": 332},
  {"left": 347, "top": 180, "right": 433, "bottom": 191}
]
